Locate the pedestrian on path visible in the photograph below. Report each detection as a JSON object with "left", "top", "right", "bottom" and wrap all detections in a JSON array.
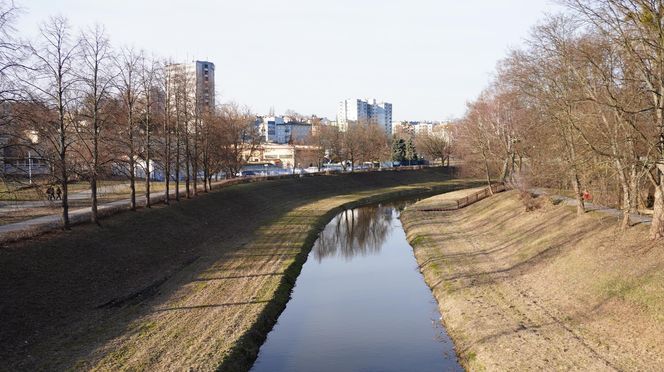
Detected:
[
  {"left": 55, "top": 186, "right": 62, "bottom": 200},
  {"left": 46, "top": 186, "right": 54, "bottom": 201},
  {"left": 582, "top": 190, "right": 592, "bottom": 202}
]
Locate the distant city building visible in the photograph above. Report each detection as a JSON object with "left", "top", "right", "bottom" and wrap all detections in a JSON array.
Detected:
[
  {"left": 257, "top": 116, "right": 284, "bottom": 142},
  {"left": 165, "top": 60, "right": 215, "bottom": 111},
  {"left": 256, "top": 115, "right": 313, "bottom": 144},
  {"left": 276, "top": 122, "right": 312, "bottom": 144},
  {"left": 337, "top": 98, "right": 392, "bottom": 133},
  {"left": 393, "top": 121, "right": 449, "bottom": 137},
  {"left": 244, "top": 143, "right": 320, "bottom": 168}
]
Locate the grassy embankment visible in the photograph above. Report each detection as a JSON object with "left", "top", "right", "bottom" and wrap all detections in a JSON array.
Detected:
[
  {"left": 402, "top": 190, "right": 664, "bottom": 371},
  {"left": 0, "top": 168, "right": 477, "bottom": 371}
]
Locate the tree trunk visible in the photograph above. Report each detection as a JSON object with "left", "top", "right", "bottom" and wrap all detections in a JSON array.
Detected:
[
  {"left": 481, "top": 149, "right": 494, "bottom": 195},
  {"left": 192, "top": 118, "right": 198, "bottom": 196},
  {"left": 129, "top": 157, "right": 136, "bottom": 210},
  {"left": 571, "top": 170, "right": 585, "bottom": 216},
  {"left": 145, "top": 110, "right": 151, "bottom": 208},
  {"left": 614, "top": 159, "right": 631, "bottom": 229},
  {"left": 500, "top": 156, "right": 510, "bottom": 182},
  {"left": 202, "top": 148, "right": 208, "bottom": 193},
  {"left": 60, "top": 152, "right": 69, "bottom": 229},
  {"left": 650, "top": 177, "right": 664, "bottom": 240},
  {"left": 175, "top": 121, "right": 181, "bottom": 202},
  {"left": 620, "top": 179, "right": 631, "bottom": 230},
  {"left": 91, "top": 177, "right": 98, "bottom": 225},
  {"left": 649, "top": 88, "right": 664, "bottom": 238},
  {"left": 91, "top": 119, "right": 99, "bottom": 225},
  {"left": 164, "top": 117, "right": 170, "bottom": 205},
  {"left": 185, "top": 134, "right": 190, "bottom": 198}
]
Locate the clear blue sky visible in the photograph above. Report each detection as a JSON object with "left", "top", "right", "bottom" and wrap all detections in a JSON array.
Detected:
[{"left": 16, "top": 0, "right": 562, "bottom": 121}]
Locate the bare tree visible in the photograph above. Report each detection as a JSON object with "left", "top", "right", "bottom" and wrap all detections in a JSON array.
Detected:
[
  {"left": 216, "top": 103, "right": 260, "bottom": 178},
  {"left": 115, "top": 47, "right": 142, "bottom": 210},
  {"left": 77, "top": 24, "right": 114, "bottom": 224},
  {"left": 0, "top": 0, "right": 21, "bottom": 105},
  {"left": 139, "top": 54, "right": 159, "bottom": 208},
  {"left": 22, "top": 16, "right": 79, "bottom": 229},
  {"left": 160, "top": 60, "right": 173, "bottom": 203},
  {"left": 564, "top": 0, "right": 664, "bottom": 235},
  {"left": 166, "top": 63, "right": 187, "bottom": 201},
  {"left": 506, "top": 28, "right": 589, "bottom": 215},
  {"left": 456, "top": 97, "right": 499, "bottom": 192},
  {"left": 343, "top": 123, "right": 364, "bottom": 171},
  {"left": 415, "top": 128, "right": 452, "bottom": 166},
  {"left": 359, "top": 123, "right": 390, "bottom": 165}
]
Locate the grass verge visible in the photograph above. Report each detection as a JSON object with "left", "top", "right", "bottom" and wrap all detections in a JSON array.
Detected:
[{"left": 401, "top": 190, "right": 664, "bottom": 371}]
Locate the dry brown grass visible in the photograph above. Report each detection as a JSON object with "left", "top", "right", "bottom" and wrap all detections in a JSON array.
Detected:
[
  {"left": 0, "top": 168, "right": 476, "bottom": 371},
  {"left": 0, "top": 206, "right": 58, "bottom": 225},
  {"left": 402, "top": 190, "right": 664, "bottom": 371}
]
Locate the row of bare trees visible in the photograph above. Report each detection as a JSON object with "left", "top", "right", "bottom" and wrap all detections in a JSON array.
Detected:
[
  {"left": 307, "top": 120, "right": 391, "bottom": 170},
  {"left": 0, "top": 7, "right": 258, "bottom": 229},
  {"left": 454, "top": 0, "right": 664, "bottom": 238}
]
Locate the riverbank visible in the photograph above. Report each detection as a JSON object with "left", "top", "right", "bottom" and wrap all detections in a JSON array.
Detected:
[
  {"left": 0, "top": 168, "right": 476, "bottom": 371},
  {"left": 401, "top": 190, "right": 664, "bottom": 371}
]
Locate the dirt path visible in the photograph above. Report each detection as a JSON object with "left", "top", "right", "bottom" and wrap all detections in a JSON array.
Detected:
[
  {"left": 402, "top": 190, "right": 664, "bottom": 371},
  {"left": 0, "top": 168, "right": 472, "bottom": 371}
]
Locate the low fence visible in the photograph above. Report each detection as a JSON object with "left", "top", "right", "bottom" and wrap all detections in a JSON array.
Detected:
[{"left": 419, "top": 183, "right": 506, "bottom": 212}]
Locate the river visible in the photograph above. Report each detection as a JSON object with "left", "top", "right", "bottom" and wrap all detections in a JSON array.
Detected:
[{"left": 251, "top": 201, "right": 462, "bottom": 372}]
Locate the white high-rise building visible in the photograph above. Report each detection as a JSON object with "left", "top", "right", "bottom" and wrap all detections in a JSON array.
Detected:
[
  {"left": 166, "top": 60, "right": 215, "bottom": 111},
  {"left": 368, "top": 100, "right": 393, "bottom": 134},
  {"left": 337, "top": 98, "right": 392, "bottom": 133}
]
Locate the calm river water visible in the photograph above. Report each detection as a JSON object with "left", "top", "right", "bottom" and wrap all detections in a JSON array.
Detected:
[{"left": 251, "top": 202, "right": 462, "bottom": 372}]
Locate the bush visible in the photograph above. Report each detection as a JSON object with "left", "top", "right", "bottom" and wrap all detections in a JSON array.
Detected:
[{"left": 506, "top": 175, "right": 546, "bottom": 212}]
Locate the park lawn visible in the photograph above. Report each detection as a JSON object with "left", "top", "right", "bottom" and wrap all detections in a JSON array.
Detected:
[
  {"left": 0, "top": 168, "right": 477, "bottom": 371},
  {"left": 0, "top": 180, "right": 129, "bottom": 201},
  {"left": 401, "top": 190, "right": 664, "bottom": 371}
]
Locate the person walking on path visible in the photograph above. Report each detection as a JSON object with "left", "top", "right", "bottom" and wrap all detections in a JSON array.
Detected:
[
  {"left": 46, "top": 186, "right": 54, "bottom": 201},
  {"left": 582, "top": 190, "right": 592, "bottom": 202},
  {"left": 55, "top": 186, "right": 62, "bottom": 201}
]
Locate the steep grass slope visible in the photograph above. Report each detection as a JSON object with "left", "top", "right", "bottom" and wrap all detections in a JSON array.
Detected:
[{"left": 402, "top": 191, "right": 664, "bottom": 371}]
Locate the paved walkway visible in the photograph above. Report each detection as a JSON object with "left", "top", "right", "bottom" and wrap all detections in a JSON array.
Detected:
[
  {"left": 531, "top": 188, "right": 652, "bottom": 225},
  {"left": 0, "top": 182, "right": 162, "bottom": 212},
  {"left": 0, "top": 183, "right": 211, "bottom": 242},
  {"left": 0, "top": 172, "right": 316, "bottom": 242}
]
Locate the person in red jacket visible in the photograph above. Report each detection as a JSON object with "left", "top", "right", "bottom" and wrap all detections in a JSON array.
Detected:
[{"left": 582, "top": 190, "right": 592, "bottom": 202}]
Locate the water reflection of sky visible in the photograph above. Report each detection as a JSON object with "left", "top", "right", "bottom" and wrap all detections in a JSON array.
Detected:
[{"left": 251, "top": 201, "right": 462, "bottom": 372}]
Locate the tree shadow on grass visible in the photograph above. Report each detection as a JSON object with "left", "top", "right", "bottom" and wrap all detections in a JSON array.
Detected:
[{"left": 0, "top": 168, "right": 463, "bottom": 370}]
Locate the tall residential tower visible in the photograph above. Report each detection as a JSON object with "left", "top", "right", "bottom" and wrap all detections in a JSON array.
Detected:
[
  {"left": 166, "top": 60, "right": 215, "bottom": 111},
  {"left": 337, "top": 98, "right": 392, "bottom": 133}
]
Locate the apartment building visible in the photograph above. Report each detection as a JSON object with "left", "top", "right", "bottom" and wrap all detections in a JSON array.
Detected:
[
  {"left": 166, "top": 60, "right": 215, "bottom": 111},
  {"left": 256, "top": 116, "right": 313, "bottom": 144},
  {"left": 337, "top": 98, "right": 392, "bottom": 133}
]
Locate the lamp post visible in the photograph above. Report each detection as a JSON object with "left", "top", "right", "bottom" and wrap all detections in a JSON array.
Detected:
[{"left": 28, "top": 151, "right": 32, "bottom": 185}]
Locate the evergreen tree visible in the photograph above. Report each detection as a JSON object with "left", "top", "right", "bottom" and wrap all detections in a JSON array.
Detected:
[
  {"left": 391, "top": 138, "right": 406, "bottom": 162},
  {"left": 405, "top": 138, "right": 418, "bottom": 164}
]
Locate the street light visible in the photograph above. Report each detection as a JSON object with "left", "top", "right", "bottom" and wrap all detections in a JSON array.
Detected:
[{"left": 28, "top": 151, "right": 32, "bottom": 185}]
